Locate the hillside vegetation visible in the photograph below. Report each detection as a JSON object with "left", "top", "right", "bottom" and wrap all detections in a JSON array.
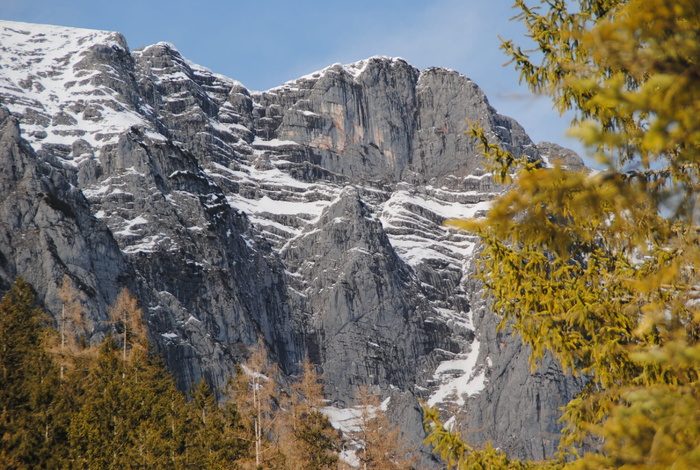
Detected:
[{"left": 0, "top": 277, "right": 418, "bottom": 469}]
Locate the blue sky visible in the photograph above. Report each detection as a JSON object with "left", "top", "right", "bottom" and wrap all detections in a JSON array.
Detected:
[{"left": 3, "top": 0, "right": 587, "bottom": 157}]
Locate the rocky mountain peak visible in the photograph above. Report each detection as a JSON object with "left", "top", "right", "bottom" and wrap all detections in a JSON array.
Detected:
[{"left": 0, "top": 20, "right": 584, "bottom": 462}]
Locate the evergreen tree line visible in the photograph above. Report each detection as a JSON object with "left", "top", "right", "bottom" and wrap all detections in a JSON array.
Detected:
[{"left": 0, "top": 277, "right": 419, "bottom": 469}]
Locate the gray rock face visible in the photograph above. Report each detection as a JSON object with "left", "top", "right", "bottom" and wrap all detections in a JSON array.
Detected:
[
  {"left": 253, "top": 58, "right": 535, "bottom": 187},
  {"left": 0, "top": 106, "right": 132, "bottom": 330},
  {"left": 282, "top": 186, "right": 434, "bottom": 402},
  {"left": 458, "top": 273, "right": 587, "bottom": 460},
  {"left": 537, "top": 141, "right": 589, "bottom": 172},
  {"left": 0, "top": 20, "right": 584, "bottom": 461}
]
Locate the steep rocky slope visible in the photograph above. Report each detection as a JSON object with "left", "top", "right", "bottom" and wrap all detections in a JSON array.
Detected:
[{"left": 0, "top": 20, "right": 585, "bottom": 461}]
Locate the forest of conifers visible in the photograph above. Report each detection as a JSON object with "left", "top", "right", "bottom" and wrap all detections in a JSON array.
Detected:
[{"left": 0, "top": 277, "right": 417, "bottom": 469}]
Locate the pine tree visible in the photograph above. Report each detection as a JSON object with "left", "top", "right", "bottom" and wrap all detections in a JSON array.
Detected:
[
  {"left": 67, "top": 290, "right": 197, "bottom": 469},
  {"left": 189, "top": 378, "right": 250, "bottom": 468},
  {"left": 0, "top": 277, "right": 65, "bottom": 468},
  {"left": 228, "top": 340, "right": 284, "bottom": 469},
  {"left": 1, "top": 280, "right": 259, "bottom": 469},
  {"left": 68, "top": 337, "right": 128, "bottom": 469},
  {"left": 53, "top": 274, "right": 89, "bottom": 380},
  {"left": 278, "top": 358, "right": 340, "bottom": 470},
  {"left": 68, "top": 333, "right": 203, "bottom": 469},
  {"left": 108, "top": 287, "right": 147, "bottom": 367},
  {"left": 0, "top": 278, "right": 44, "bottom": 422},
  {"left": 353, "top": 386, "right": 419, "bottom": 470},
  {"left": 428, "top": 0, "right": 700, "bottom": 468}
]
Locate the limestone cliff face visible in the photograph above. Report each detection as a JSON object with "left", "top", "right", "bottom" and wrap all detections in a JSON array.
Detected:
[
  {"left": 251, "top": 58, "right": 533, "bottom": 187},
  {"left": 0, "top": 20, "right": 587, "bottom": 461},
  {"left": 0, "top": 106, "right": 133, "bottom": 327}
]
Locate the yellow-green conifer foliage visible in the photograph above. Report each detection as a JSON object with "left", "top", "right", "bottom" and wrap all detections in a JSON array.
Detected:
[
  {"left": 428, "top": 0, "right": 700, "bottom": 468},
  {"left": 52, "top": 274, "right": 89, "bottom": 380},
  {"left": 1, "top": 280, "right": 346, "bottom": 469},
  {"left": 423, "top": 406, "right": 560, "bottom": 470},
  {"left": 229, "top": 340, "right": 286, "bottom": 469},
  {"left": 352, "top": 386, "right": 419, "bottom": 470},
  {"left": 189, "top": 378, "right": 250, "bottom": 468},
  {"left": 278, "top": 358, "right": 340, "bottom": 470},
  {"left": 0, "top": 278, "right": 62, "bottom": 468},
  {"left": 108, "top": 287, "right": 148, "bottom": 365},
  {"left": 68, "top": 289, "right": 193, "bottom": 469}
]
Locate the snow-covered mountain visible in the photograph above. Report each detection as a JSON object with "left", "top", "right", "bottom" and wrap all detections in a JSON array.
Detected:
[{"left": 0, "top": 20, "right": 584, "bottom": 461}]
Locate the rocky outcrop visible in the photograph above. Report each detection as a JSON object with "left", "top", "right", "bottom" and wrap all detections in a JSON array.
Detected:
[
  {"left": 0, "top": 20, "right": 584, "bottom": 461},
  {"left": 282, "top": 186, "right": 435, "bottom": 402},
  {"left": 0, "top": 106, "right": 132, "bottom": 331},
  {"left": 250, "top": 58, "right": 536, "bottom": 187},
  {"left": 537, "top": 141, "right": 588, "bottom": 172}
]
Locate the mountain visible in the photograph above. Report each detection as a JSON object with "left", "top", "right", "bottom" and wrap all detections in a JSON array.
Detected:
[{"left": 0, "top": 20, "right": 585, "bottom": 461}]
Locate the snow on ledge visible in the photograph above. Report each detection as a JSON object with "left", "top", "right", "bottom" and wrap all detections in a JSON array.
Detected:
[
  {"left": 252, "top": 136, "right": 299, "bottom": 148},
  {"left": 427, "top": 339, "right": 487, "bottom": 407}
]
